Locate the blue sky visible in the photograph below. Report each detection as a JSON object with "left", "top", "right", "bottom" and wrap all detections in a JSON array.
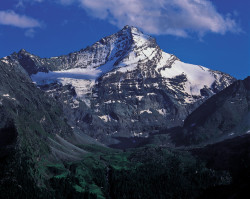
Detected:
[{"left": 0, "top": 0, "right": 249, "bottom": 79}]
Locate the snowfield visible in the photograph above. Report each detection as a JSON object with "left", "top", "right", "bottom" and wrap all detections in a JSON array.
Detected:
[{"left": 160, "top": 60, "right": 216, "bottom": 96}]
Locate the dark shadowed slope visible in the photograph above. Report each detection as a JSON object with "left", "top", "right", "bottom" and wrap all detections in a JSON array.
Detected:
[{"left": 169, "top": 76, "right": 250, "bottom": 146}]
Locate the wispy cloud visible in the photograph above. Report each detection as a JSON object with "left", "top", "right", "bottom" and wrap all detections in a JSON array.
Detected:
[
  {"left": 8, "top": 0, "right": 241, "bottom": 37},
  {"left": 0, "top": 10, "right": 41, "bottom": 28},
  {"left": 67, "top": 0, "right": 240, "bottom": 37}
]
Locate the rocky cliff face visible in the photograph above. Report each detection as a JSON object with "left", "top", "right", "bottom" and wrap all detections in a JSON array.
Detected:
[{"left": 1, "top": 26, "right": 236, "bottom": 144}]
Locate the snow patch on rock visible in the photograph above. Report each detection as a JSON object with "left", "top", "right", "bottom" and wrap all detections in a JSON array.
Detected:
[{"left": 140, "top": 109, "right": 152, "bottom": 114}]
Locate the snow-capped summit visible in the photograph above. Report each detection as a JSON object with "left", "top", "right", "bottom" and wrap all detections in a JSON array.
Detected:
[
  {"left": 1, "top": 26, "right": 236, "bottom": 141},
  {"left": 121, "top": 25, "right": 154, "bottom": 46}
]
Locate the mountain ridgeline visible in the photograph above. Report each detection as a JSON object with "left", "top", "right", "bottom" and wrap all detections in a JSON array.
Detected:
[{"left": 2, "top": 25, "right": 235, "bottom": 145}]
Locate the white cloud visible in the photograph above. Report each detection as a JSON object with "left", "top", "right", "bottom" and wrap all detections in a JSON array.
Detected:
[
  {"left": 0, "top": 10, "right": 41, "bottom": 28},
  {"left": 73, "top": 0, "right": 240, "bottom": 37}
]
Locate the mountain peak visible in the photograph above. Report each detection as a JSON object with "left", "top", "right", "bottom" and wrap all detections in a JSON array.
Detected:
[
  {"left": 122, "top": 25, "right": 141, "bottom": 33},
  {"left": 121, "top": 25, "right": 149, "bottom": 37},
  {"left": 123, "top": 25, "right": 132, "bottom": 29},
  {"left": 122, "top": 25, "right": 132, "bottom": 30},
  {"left": 18, "top": 49, "right": 28, "bottom": 54},
  {"left": 17, "top": 49, "right": 33, "bottom": 57},
  {"left": 118, "top": 25, "right": 154, "bottom": 49},
  {"left": 3, "top": 26, "right": 236, "bottom": 142}
]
